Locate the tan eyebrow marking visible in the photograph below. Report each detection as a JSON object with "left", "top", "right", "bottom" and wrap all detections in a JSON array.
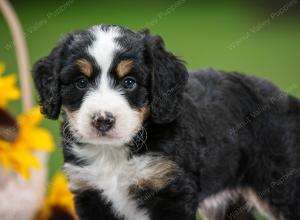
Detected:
[
  {"left": 76, "top": 59, "right": 93, "bottom": 77},
  {"left": 116, "top": 60, "right": 134, "bottom": 78}
]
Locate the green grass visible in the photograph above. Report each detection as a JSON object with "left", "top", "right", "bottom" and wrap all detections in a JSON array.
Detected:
[{"left": 1, "top": 1, "right": 299, "bottom": 219}]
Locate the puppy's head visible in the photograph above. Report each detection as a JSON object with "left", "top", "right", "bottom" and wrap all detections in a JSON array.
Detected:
[{"left": 33, "top": 25, "right": 188, "bottom": 146}]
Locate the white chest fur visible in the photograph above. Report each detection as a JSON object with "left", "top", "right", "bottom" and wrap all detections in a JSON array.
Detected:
[{"left": 64, "top": 144, "right": 152, "bottom": 220}]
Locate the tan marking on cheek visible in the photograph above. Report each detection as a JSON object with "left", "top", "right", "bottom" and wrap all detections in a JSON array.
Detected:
[
  {"left": 129, "top": 160, "right": 177, "bottom": 194},
  {"left": 116, "top": 60, "right": 133, "bottom": 78},
  {"left": 139, "top": 103, "right": 150, "bottom": 123},
  {"left": 63, "top": 108, "right": 78, "bottom": 126},
  {"left": 133, "top": 103, "right": 150, "bottom": 133},
  {"left": 76, "top": 59, "right": 93, "bottom": 77}
]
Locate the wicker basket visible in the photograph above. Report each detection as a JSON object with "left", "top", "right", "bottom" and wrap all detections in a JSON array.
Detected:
[{"left": 0, "top": 1, "right": 48, "bottom": 219}]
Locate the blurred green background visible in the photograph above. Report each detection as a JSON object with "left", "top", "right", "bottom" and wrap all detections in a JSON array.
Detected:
[{"left": 1, "top": 0, "right": 299, "bottom": 219}]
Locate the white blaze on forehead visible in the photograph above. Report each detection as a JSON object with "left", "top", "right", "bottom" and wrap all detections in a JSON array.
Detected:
[{"left": 88, "top": 25, "right": 121, "bottom": 88}]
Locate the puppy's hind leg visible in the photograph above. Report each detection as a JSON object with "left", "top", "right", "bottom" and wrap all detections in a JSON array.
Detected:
[
  {"left": 199, "top": 192, "right": 255, "bottom": 220},
  {"left": 199, "top": 204, "right": 255, "bottom": 220},
  {"left": 224, "top": 197, "right": 256, "bottom": 220}
]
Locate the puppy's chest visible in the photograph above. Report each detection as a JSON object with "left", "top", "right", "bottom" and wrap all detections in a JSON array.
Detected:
[
  {"left": 99, "top": 160, "right": 151, "bottom": 217},
  {"left": 64, "top": 146, "right": 176, "bottom": 220}
]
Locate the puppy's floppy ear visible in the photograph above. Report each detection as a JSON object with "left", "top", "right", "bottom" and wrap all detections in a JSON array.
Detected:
[
  {"left": 33, "top": 46, "right": 62, "bottom": 120},
  {"left": 143, "top": 31, "right": 189, "bottom": 124}
]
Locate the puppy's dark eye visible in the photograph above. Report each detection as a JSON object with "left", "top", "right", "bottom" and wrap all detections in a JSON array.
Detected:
[
  {"left": 75, "top": 77, "right": 89, "bottom": 89},
  {"left": 122, "top": 77, "right": 137, "bottom": 90}
]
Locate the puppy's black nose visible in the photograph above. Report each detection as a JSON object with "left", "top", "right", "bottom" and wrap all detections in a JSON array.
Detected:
[{"left": 92, "top": 112, "right": 115, "bottom": 133}]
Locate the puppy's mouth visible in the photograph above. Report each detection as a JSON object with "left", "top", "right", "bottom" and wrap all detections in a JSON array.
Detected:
[
  {"left": 96, "top": 130, "right": 114, "bottom": 137},
  {"left": 94, "top": 129, "right": 124, "bottom": 139},
  {"left": 78, "top": 132, "right": 138, "bottom": 147},
  {"left": 67, "top": 121, "right": 141, "bottom": 146},
  {"left": 64, "top": 105, "right": 144, "bottom": 146}
]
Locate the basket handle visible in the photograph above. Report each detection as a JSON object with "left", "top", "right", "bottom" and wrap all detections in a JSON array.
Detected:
[{"left": 0, "top": 0, "right": 32, "bottom": 111}]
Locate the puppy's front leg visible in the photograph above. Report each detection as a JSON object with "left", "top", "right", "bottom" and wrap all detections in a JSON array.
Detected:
[
  {"left": 63, "top": 164, "right": 122, "bottom": 220},
  {"left": 75, "top": 190, "right": 122, "bottom": 220},
  {"left": 128, "top": 157, "right": 199, "bottom": 220}
]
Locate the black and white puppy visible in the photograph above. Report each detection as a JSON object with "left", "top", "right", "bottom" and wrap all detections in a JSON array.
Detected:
[{"left": 33, "top": 24, "right": 300, "bottom": 220}]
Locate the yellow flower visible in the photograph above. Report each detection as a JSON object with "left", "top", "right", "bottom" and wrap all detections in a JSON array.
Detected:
[
  {"left": 36, "top": 172, "right": 77, "bottom": 220},
  {"left": 0, "top": 107, "right": 54, "bottom": 179},
  {"left": 0, "top": 62, "right": 20, "bottom": 107}
]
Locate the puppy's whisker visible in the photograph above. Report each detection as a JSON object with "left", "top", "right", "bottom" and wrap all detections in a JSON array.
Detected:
[
  {"left": 139, "top": 127, "right": 148, "bottom": 151},
  {"left": 141, "top": 126, "right": 148, "bottom": 150},
  {"left": 62, "top": 122, "right": 82, "bottom": 144},
  {"left": 132, "top": 127, "right": 148, "bottom": 153}
]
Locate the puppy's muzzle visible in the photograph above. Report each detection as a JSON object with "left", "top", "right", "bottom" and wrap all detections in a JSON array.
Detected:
[{"left": 91, "top": 111, "right": 115, "bottom": 133}]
